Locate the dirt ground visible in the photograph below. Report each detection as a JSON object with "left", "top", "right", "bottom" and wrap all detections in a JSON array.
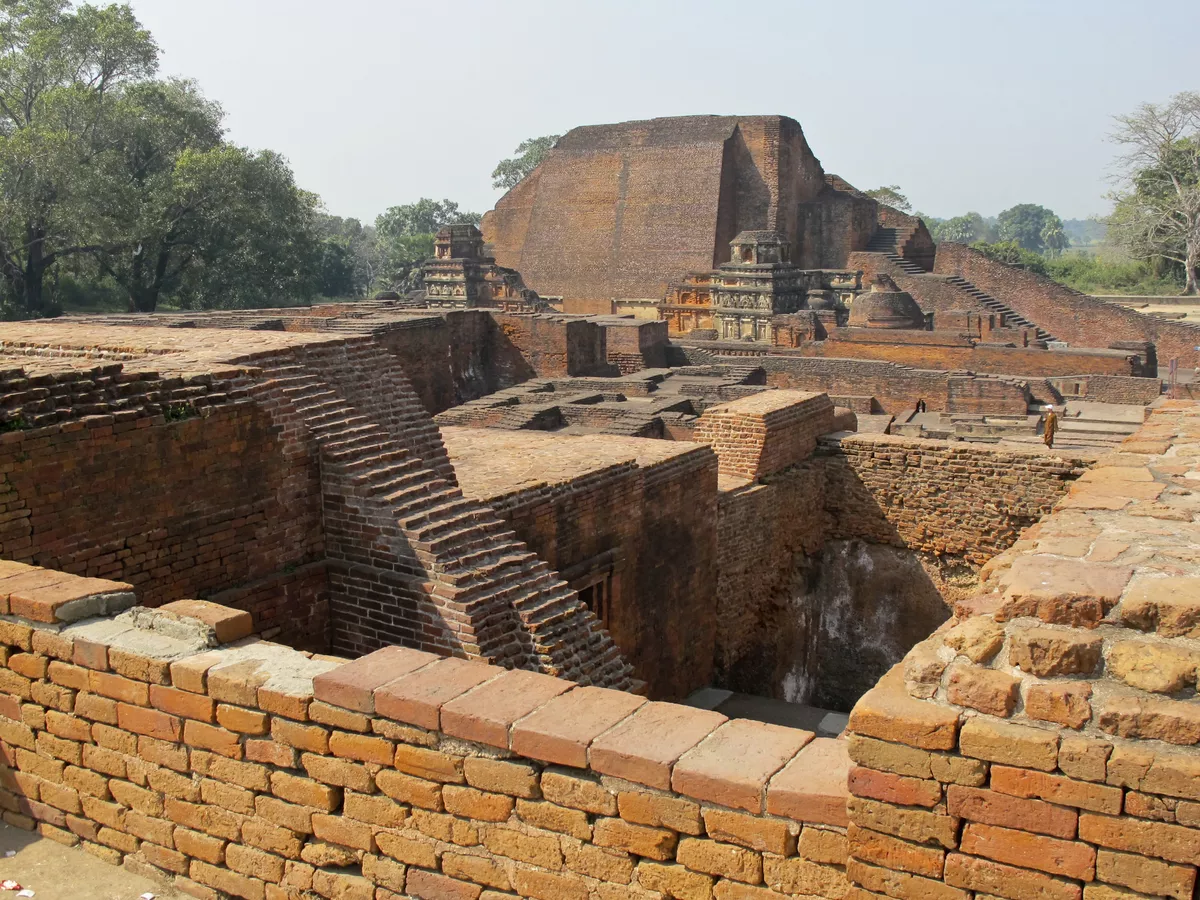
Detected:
[{"left": 0, "top": 823, "right": 181, "bottom": 900}]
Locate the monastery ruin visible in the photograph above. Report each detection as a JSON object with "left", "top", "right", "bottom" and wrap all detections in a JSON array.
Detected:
[{"left": 0, "top": 114, "right": 1197, "bottom": 900}]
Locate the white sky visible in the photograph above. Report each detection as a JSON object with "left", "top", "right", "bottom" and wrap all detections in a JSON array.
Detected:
[{"left": 127, "top": 0, "right": 1197, "bottom": 224}]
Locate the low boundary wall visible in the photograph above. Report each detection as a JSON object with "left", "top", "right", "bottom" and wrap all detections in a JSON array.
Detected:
[{"left": 0, "top": 569, "right": 855, "bottom": 900}]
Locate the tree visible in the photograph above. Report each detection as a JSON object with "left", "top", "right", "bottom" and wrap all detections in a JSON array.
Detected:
[
  {"left": 165, "top": 148, "right": 321, "bottom": 310},
  {"left": 864, "top": 185, "right": 912, "bottom": 213},
  {"left": 375, "top": 198, "right": 478, "bottom": 237},
  {"left": 1107, "top": 92, "right": 1200, "bottom": 295},
  {"left": 372, "top": 198, "right": 479, "bottom": 293},
  {"left": 0, "top": 0, "right": 159, "bottom": 315},
  {"left": 491, "top": 135, "right": 559, "bottom": 191},
  {"left": 932, "top": 212, "right": 990, "bottom": 244},
  {"left": 1040, "top": 220, "right": 1069, "bottom": 256},
  {"left": 996, "top": 204, "right": 1066, "bottom": 253},
  {"left": 315, "top": 214, "right": 374, "bottom": 298}
]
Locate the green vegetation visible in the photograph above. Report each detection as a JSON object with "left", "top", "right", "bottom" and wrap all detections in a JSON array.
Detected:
[
  {"left": 0, "top": 2, "right": 487, "bottom": 318},
  {"left": 491, "top": 135, "right": 560, "bottom": 191},
  {"left": 0, "top": 1, "right": 324, "bottom": 317},
  {"left": 1107, "top": 92, "right": 1200, "bottom": 295},
  {"left": 864, "top": 185, "right": 912, "bottom": 213},
  {"left": 969, "top": 240, "right": 1183, "bottom": 295}
]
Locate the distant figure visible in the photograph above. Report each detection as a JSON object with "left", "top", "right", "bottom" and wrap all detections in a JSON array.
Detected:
[
  {"left": 1043, "top": 406, "right": 1058, "bottom": 449},
  {"left": 915, "top": 399, "right": 927, "bottom": 414}
]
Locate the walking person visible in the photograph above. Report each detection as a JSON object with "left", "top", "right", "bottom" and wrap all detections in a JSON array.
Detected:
[{"left": 1043, "top": 405, "right": 1058, "bottom": 449}]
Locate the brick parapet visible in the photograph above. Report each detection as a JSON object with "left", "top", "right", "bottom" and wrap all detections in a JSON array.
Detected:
[
  {"left": 935, "top": 242, "right": 1200, "bottom": 367},
  {"left": 819, "top": 433, "right": 1088, "bottom": 564},
  {"left": 674, "top": 344, "right": 1033, "bottom": 415},
  {"left": 843, "top": 400, "right": 1200, "bottom": 899},
  {"left": 693, "top": 390, "right": 835, "bottom": 479},
  {"left": 0, "top": 570, "right": 854, "bottom": 900}
]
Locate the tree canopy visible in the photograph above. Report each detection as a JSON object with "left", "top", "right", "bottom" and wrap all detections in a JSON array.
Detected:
[
  {"left": 491, "top": 135, "right": 559, "bottom": 191},
  {"left": 995, "top": 204, "right": 1068, "bottom": 253},
  {"left": 1106, "top": 91, "right": 1200, "bottom": 295},
  {"left": 929, "top": 212, "right": 995, "bottom": 245},
  {"left": 0, "top": 1, "right": 323, "bottom": 315},
  {"left": 864, "top": 185, "right": 911, "bottom": 213},
  {"left": 371, "top": 199, "right": 480, "bottom": 294}
]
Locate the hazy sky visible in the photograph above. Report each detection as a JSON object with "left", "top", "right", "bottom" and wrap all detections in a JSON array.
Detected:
[{"left": 127, "top": 0, "right": 1196, "bottom": 224}]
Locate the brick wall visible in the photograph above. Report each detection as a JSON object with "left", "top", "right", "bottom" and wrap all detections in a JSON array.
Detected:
[
  {"left": 0, "top": 401, "right": 327, "bottom": 648},
  {"left": 935, "top": 243, "right": 1200, "bottom": 367},
  {"left": 673, "top": 344, "right": 1034, "bottom": 416},
  {"left": 448, "top": 428, "right": 719, "bottom": 702},
  {"left": 819, "top": 434, "right": 1086, "bottom": 565},
  {"left": 714, "top": 468, "right": 826, "bottom": 691},
  {"left": 1041, "top": 375, "right": 1163, "bottom": 406},
  {"left": 375, "top": 312, "right": 536, "bottom": 415},
  {"left": 693, "top": 391, "right": 836, "bottom": 480},
  {"left": 711, "top": 432, "right": 1085, "bottom": 708},
  {"left": 842, "top": 401, "right": 1200, "bottom": 900},
  {"left": 808, "top": 332, "right": 1142, "bottom": 378},
  {"left": 0, "top": 577, "right": 856, "bottom": 900},
  {"left": 491, "top": 315, "right": 611, "bottom": 379}
]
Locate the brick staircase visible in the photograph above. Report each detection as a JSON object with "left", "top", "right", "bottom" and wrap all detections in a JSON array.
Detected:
[
  {"left": 863, "top": 229, "right": 1061, "bottom": 343},
  {"left": 865, "top": 226, "right": 928, "bottom": 272},
  {"left": 248, "top": 358, "right": 636, "bottom": 690},
  {"left": 942, "top": 275, "right": 1058, "bottom": 343}
]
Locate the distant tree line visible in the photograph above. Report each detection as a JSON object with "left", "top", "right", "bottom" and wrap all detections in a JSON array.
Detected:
[
  {"left": 0, "top": 0, "right": 563, "bottom": 318},
  {"left": 869, "top": 89, "right": 1199, "bottom": 298}
]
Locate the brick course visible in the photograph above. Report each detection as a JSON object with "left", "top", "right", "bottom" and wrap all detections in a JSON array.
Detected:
[{"left": 0, "top": 598, "right": 858, "bottom": 899}]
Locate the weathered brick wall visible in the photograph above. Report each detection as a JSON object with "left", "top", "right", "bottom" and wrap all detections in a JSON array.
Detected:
[
  {"left": 0, "top": 576, "right": 855, "bottom": 900},
  {"left": 712, "top": 433, "right": 1085, "bottom": 706},
  {"left": 674, "top": 345, "right": 1033, "bottom": 415},
  {"left": 459, "top": 434, "right": 719, "bottom": 702},
  {"left": 0, "top": 402, "right": 326, "bottom": 648},
  {"left": 375, "top": 312, "right": 537, "bottom": 415},
  {"left": 820, "top": 434, "right": 1086, "bottom": 565},
  {"left": 936, "top": 242, "right": 1200, "bottom": 367},
  {"left": 806, "top": 332, "right": 1142, "bottom": 378},
  {"left": 483, "top": 115, "right": 830, "bottom": 303},
  {"left": 491, "top": 315, "right": 611, "bottom": 379},
  {"left": 714, "top": 468, "right": 826, "bottom": 690},
  {"left": 1041, "top": 374, "right": 1163, "bottom": 406},
  {"left": 693, "top": 391, "right": 836, "bottom": 480},
  {"left": 843, "top": 401, "right": 1200, "bottom": 900}
]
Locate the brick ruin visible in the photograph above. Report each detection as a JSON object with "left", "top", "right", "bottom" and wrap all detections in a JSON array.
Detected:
[{"left": 0, "top": 113, "right": 1197, "bottom": 900}]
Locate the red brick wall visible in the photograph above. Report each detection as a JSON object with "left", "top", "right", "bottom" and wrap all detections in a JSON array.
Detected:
[
  {"left": 375, "top": 312, "right": 536, "bottom": 415},
  {"left": 674, "top": 344, "right": 1034, "bottom": 415},
  {"left": 809, "top": 332, "right": 1140, "bottom": 378},
  {"left": 484, "top": 447, "right": 719, "bottom": 701},
  {"left": 844, "top": 403, "right": 1200, "bottom": 900},
  {"left": 0, "top": 587, "right": 856, "bottom": 900},
  {"left": 490, "top": 314, "right": 610, "bottom": 379},
  {"left": 0, "top": 404, "right": 326, "bottom": 646},
  {"left": 820, "top": 433, "right": 1085, "bottom": 565},
  {"left": 935, "top": 242, "right": 1200, "bottom": 367}
]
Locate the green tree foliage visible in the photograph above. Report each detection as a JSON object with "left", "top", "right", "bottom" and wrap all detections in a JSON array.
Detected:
[
  {"left": 930, "top": 212, "right": 994, "bottom": 244},
  {"left": 372, "top": 199, "right": 479, "bottom": 293},
  {"left": 864, "top": 185, "right": 911, "bottom": 213},
  {"left": 491, "top": 135, "right": 559, "bottom": 191},
  {"left": 996, "top": 204, "right": 1068, "bottom": 253},
  {"left": 969, "top": 239, "right": 1183, "bottom": 296},
  {"left": 1043, "top": 254, "right": 1182, "bottom": 296},
  {"left": 0, "top": 1, "right": 324, "bottom": 315},
  {"left": 0, "top": 0, "right": 158, "bottom": 315},
  {"left": 1107, "top": 92, "right": 1200, "bottom": 295},
  {"left": 969, "top": 240, "right": 1048, "bottom": 273},
  {"left": 315, "top": 214, "right": 378, "bottom": 297}
]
